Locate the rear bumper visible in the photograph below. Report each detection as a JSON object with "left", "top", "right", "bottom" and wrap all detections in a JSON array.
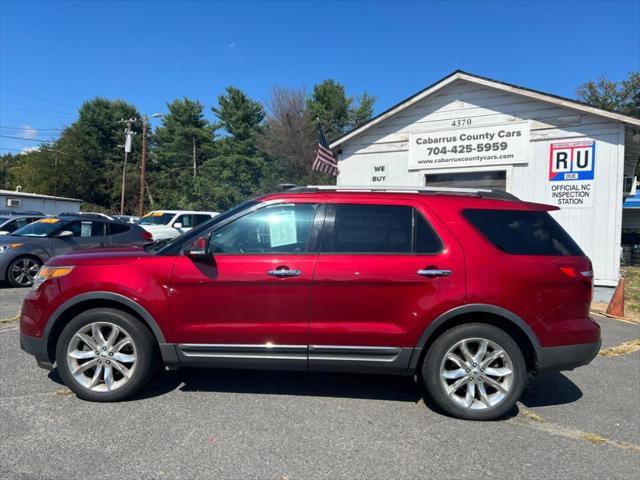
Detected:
[
  {"left": 536, "top": 339, "right": 601, "bottom": 373},
  {"left": 20, "top": 333, "right": 53, "bottom": 370}
]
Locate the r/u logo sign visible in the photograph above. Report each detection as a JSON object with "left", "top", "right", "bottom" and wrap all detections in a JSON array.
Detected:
[{"left": 548, "top": 140, "right": 595, "bottom": 181}]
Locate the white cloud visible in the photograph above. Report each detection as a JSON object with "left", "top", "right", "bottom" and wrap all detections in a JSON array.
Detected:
[
  {"left": 20, "top": 146, "right": 40, "bottom": 154},
  {"left": 21, "top": 124, "right": 38, "bottom": 139}
]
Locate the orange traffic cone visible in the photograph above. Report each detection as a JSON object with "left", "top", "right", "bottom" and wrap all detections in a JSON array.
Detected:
[{"left": 605, "top": 276, "right": 625, "bottom": 318}]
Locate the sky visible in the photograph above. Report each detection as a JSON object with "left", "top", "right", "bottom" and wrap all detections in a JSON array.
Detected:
[{"left": 1, "top": 0, "right": 639, "bottom": 154}]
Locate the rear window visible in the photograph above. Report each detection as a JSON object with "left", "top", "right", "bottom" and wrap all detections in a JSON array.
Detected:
[
  {"left": 463, "top": 209, "right": 584, "bottom": 256},
  {"left": 109, "top": 223, "right": 131, "bottom": 235}
]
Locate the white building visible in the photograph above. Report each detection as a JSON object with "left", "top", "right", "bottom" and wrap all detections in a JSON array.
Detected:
[
  {"left": 0, "top": 189, "right": 82, "bottom": 215},
  {"left": 331, "top": 71, "right": 640, "bottom": 301}
]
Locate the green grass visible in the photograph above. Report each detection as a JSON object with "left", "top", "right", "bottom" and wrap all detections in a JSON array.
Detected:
[{"left": 621, "top": 266, "right": 640, "bottom": 319}]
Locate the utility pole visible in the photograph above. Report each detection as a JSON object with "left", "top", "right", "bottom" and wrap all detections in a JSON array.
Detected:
[
  {"left": 119, "top": 118, "right": 135, "bottom": 215},
  {"left": 139, "top": 115, "right": 149, "bottom": 217},
  {"left": 192, "top": 137, "right": 197, "bottom": 178}
]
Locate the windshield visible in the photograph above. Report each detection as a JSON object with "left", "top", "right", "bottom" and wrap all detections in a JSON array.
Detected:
[
  {"left": 12, "top": 218, "right": 65, "bottom": 237},
  {"left": 149, "top": 200, "right": 258, "bottom": 254},
  {"left": 138, "top": 213, "right": 175, "bottom": 226},
  {"left": 0, "top": 216, "right": 11, "bottom": 223}
]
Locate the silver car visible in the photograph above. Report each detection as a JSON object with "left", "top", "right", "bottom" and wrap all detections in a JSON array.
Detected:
[
  {"left": 0, "top": 214, "right": 44, "bottom": 236},
  {"left": 0, "top": 214, "right": 152, "bottom": 287}
]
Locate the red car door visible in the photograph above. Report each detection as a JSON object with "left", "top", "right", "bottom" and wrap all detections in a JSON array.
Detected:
[
  {"left": 168, "top": 202, "right": 322, "bottom": 369},
  {"left": 308, "top": 198, "right": 466, "bottom": 373}
]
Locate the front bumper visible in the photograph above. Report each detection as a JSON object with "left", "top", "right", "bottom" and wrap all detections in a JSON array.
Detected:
[
  {"left": 536, "top": 339, "right": 601, "bottom": 373},
  {"left": 20, "top": 333, "right": 53, "bottom": 370}
]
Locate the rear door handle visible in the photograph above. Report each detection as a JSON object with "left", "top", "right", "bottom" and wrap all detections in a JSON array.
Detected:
[
  {"left": 417, "top": 269, "right": 452, "bottom": 278},
  {"left": 268, "top": 268, "right": 302, "bottom": 278}
]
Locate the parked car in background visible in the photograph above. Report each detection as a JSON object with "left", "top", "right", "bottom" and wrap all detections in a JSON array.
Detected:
[
  {"left": 0, "top": 210, "right": 44, "bottom": 216},
  {"left": 113, "top": 215, "right": 141, "bottom": 224},
  {"left": 0, "top": 214, "right": 152, "bottom": 287},
  {"left": 19, "top": 186, "right": 600, "bottom": 420},
  {"left": 138, "top": 210, "right": 218, "bottom": 240},
  {"left": 0, "top": 214, "right": 44, "bottom": 235}
]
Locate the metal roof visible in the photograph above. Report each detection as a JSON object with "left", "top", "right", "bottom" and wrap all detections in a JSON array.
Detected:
[
  {"left": 330, "top": 70, "right": 640, "bottom": 149},
  {"left": 0, "top": 189, "right": 82, "bottom": 203}
]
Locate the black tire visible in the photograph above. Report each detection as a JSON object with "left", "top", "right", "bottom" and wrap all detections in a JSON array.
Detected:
[
  {"left": 6, "top": 256, "right": 42, "bottom": 287},
  {"left": 421, "top": 323, "right": 527, "bottom": 421},
  {"left": 55, "top": 308, "right": 158, "bottom": 402}
]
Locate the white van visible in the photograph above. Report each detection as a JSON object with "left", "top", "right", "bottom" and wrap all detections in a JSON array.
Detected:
[{"left": 138, "top": 210, "right": 218, "bottom": 240}]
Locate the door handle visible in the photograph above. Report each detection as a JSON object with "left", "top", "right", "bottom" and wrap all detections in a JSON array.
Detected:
[
  {"left": 267, "top": 268, "right": 302, "bottom": 278},
  {"left": 100, "top": 242, "right": 109, "bottom": 247},
  {"left": 417, "top": 269, "right": 452, "bottom": 278}
]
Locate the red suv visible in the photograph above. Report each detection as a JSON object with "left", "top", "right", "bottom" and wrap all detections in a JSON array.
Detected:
[{"left": 20, "top": 186, "right": 600, "bottom": 420}]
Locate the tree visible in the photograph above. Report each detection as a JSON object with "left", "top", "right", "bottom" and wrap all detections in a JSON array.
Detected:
[
  {"left": 150, "top": 98, "right": 215, "bottom": 208},
  {"left": 576, "top": 72, "right": 640, "bottom": 118},
  {"left": 307, "top": 80, "right": 376, "bottom": 140},
  {"left": 212, "top": 86, "right": 265, "bottom": 155},
  {"left": 258, "top": 85, "right": 316, "bottom": 182},
  {"left": 180, "top": 86, "right": 269, "bottom": 210}
]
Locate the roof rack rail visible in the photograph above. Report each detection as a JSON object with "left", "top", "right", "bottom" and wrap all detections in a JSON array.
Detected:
[
  {"left": 292, "top": 185, "right": 520, "bottom": 201},
  {"left": 59, "top": 212, "right": 115, "bottom": 220}
]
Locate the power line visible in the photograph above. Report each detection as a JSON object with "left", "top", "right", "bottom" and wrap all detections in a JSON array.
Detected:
[
  {"left": 0, "top": 86, "right": 76, "bottom": 110},
  {"left": 0, "top": 104, "right": 75, "bottom": 120},
  {"left": 0, "top": 125, "right": 66, "bottom": 131},
  {"left": 0, "top": 134, "right": 57, "bottom": 142},
  {"left": 1, "top": 98, "right": 75, "bottom": 117}
]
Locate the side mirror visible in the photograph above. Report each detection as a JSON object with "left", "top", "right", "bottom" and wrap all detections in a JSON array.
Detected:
[
  {"left": 57, "top": 230, "right": 74, "bottom": 238},
  {"left": 173, "top": 222, "right": 183, "bottom": 229},
  {"left": 183, "top": 236, "right": 209, "bottom": 260},
  {"left": 0, "top": 231, "right": 9, "bottom": 236}
]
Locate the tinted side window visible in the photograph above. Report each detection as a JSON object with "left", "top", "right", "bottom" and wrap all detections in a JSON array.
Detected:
[
  {"left": 109, "top": 223, "right": 131, "bottom": 235},
  {"left": 463, "top": 209, "right": 584, "bottom": 256},
  {"left": 415, "top": 212, "right": 443, "bottom": 253},
  {"left": 209, "top": 204, "right": 318, "bottom": 254},
  {"left": 323, "top": 204, "right": 413, "bottom": 253},
  {"left": 3, "top": 220, "right": 18, "bottom": 233},
  {"left": 193, "top": 214, "right": 211, "bottom": 226}
]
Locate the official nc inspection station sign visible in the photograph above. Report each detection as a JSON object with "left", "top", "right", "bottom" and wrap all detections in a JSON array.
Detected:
[
  {"left": 408, "top": 122, "right": 530, "bottom": 170},
  {"left": 548, "top": 140, "right": 596, "bottom": 208}
]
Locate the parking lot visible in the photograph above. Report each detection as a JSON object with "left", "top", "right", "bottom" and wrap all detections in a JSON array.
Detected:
[{"left": 0, "top": 287, "right": 638, "bottom": 480}]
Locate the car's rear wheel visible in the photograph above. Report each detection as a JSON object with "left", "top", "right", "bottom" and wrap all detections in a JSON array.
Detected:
[
  {"left": 422, "top": 323, "right": 527, "bottom": 420},
  {"left": 55, "top": 308, "right": 157, "bottom": 401},
  {"left": 7, "top": 256, "right": 41, "bottom": 287}
]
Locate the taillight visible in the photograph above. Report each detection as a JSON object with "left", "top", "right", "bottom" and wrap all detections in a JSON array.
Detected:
[
  {"left": 556, "top": 263, "right": 593, "bottom": 290},
  {"left": 141, "top": 231, "right": 153, "bottom": 241}
]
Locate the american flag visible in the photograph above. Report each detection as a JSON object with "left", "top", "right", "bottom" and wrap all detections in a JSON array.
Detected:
[{"left": 312, "top": 123, "right": 338, "bottom": 176}]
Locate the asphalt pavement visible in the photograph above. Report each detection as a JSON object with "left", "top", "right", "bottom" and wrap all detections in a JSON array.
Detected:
[{"left": 0, "top": 287, "right": 638, "bottom": 479}]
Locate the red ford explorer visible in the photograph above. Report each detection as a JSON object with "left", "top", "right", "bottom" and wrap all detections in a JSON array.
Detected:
[{"left": 20, "top": 186, "right": 600, "bottom": 420}]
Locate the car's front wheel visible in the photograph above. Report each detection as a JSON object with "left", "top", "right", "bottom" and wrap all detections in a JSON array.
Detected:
[
  {"left": 6, "top": 256, "right": 41, "bottom": 287},
  {"left": 55, "top": 308, "right": 157, "bottom": 401},
  {"left": 422, "top": 323, "right": 527, "bottom": 420}
]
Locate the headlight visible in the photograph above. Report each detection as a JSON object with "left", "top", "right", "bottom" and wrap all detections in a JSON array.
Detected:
[
  {"left": 32, "top": 265, "right": 74, "bottom": 290},
  {"left": 0, "top": 243, "right": 23, "bottom": 254}
]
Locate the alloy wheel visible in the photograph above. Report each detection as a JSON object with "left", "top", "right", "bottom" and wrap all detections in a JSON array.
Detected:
[
  {"left": 439, "top": 337, "right": 514, "bottom": 410},
  {"left": 9, "top": 258, "right": 40, "bottom": 286},
  {"left": 66, "top": 322, "right": 137, "bottom": 392}
]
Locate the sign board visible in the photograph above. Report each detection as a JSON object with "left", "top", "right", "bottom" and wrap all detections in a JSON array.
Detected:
[
  {"left": 548, "top": 140, "right": 595, "bottom": 208},
  {"left": 408, "top": 122, "right": 530, "bottom": 170},
  {"left": 370, "top": 163, "right": 388, "bottom": 183}
]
